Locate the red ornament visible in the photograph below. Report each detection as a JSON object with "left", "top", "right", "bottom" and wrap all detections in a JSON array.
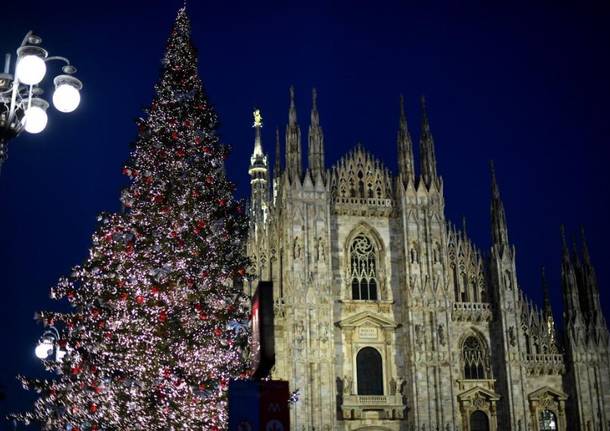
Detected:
[
  {"left": 196, "top": 220, "right": 207, "bottom": 229},
  {"left": 203, "top": 146, "right": 212, "bottom": 154},
  {"left": 159, "top": 310, "right": 168, "bottom": 322},
  {"left": 151, "top": 286, "right": 160, "bottom": 295},
  {"left": 199, "top": 312, "right": 208, "bottom": 321},
  {"left": 172, "top": 131, "right": 178, "bottom": 140},
  {"left": 194, "top": 303, "right": 202, "bottom": 311},
  {"left": 176, "top": 148, "right": 186, "bottom": 157},
  {"left": 218, "top": 199, "right": 226, "bottom": 207},
  {"left": 136, "top": 295, "right": 145, "bottom": 305},
  {"left": 120, "top": 292, "right": 129, "bottom": 301},
  {"left": 195, "top": 136, "right": 201, "bottom": 144},
  {"left": 205, "top": 175, "right": 214, "bottom": 184},
  {"left": 71, "top": 366, "right": 81, "bottom": 375},
  {"left": 145, "top": 176, "right": 153, "bottom": 185},
  {"left": 89, "top": 403, "right": 97, "bottom": 413},
  {"left": 214, "top": 327, "right": 222, "bottom": 337},
  {"left": 122, "top": 167, "right": 132, "bottom": 177}
]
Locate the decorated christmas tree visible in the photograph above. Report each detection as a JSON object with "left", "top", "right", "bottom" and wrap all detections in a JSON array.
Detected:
[{"left": 14, "top": 7, "right": 250, "bottom": 430}]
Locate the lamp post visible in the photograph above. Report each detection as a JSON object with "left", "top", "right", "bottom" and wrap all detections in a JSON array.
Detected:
[
  {"left": 34, "top": 326, "right": 66, "bottom": 362},
  {"left": 0, "top": 31, "right": 83, "bottom": 173}
]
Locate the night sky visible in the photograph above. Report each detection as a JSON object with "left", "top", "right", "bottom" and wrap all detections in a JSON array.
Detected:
[{"left": 1, "top": 1, "right": 609, "bottom": 427}]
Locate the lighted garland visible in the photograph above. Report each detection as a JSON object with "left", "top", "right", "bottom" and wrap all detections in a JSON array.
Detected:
[{"left": 13, "top": 7, "right": 251, "bottom": 430}]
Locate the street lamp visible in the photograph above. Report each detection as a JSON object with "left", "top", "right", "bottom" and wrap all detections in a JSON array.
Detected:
[
  {"left": 0, "top": 31, "right": 83, "bottom": 173},
  {"left": 34, "top": 326, "right": 66, "bottom": 362}
]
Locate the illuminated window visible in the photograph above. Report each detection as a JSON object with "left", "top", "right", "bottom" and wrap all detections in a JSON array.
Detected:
[
  {"left": 463, "top": 336, "right": 487, "bottom": 379},
  {"left": 539, "top": 410, "right": 558, "bottom": 431},
  {"left": 356, "top": 347, "right": 383, "bottom": 395},
  {"left": 350, "top": 234, "right": 378, "bottom": 300}
]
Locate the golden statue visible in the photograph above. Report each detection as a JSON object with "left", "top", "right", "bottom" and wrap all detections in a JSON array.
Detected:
[{"left": 253, "top": 109, "right": 263, "bottom": 128}]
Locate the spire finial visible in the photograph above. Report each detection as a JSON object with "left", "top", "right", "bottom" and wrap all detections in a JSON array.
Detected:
[
  {"left": 489, "top": 161, "right": 509, "bottom": 247},
  {"left": 274, "top": 127, "right": 281, "bottom": 177},
  {"left": 400, "top": 94, "right": 406, "bottom": 122},
  {"left": 462, "top": 216, "right": 467, "bottom": 236},
  {"left": 310, "top": 88, "right": 319, "bottom": 126},
  {"left": 418, "top": 95, "right": 438, "bottom": 187},
  {"left": 541, "top": 266, "right": 552, "bottom": 313},
  {"left": 560, "top": 225, "right": 569, "bottom": 253},
  {"left": 580, "top": 225, "right": 592, "bottom": 264},
  {"left": 489, "top": 160, "right": 498, "bottom": 195},
  {"left": 288, "top": 85, "right": 297, "bottom": 126}
]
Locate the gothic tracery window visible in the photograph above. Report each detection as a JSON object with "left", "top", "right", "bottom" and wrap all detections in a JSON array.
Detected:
[
  {"left": 350, "top": 234, "right": 378, "bottom": 300},
  {"left": 462, "top": 336, "right": 488, "bottom": 379}
]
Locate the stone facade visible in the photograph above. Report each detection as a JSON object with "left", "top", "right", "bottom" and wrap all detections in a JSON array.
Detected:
[{"left": 245, "top": 88, "right": 610, "bottom": 431}]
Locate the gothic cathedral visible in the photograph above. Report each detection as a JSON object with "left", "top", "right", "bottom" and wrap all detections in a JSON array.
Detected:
[{"left": 245, "top": 87, "right": 610, "bottom": 431}]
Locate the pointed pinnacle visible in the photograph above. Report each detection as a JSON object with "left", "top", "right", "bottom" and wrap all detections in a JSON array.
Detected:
[
  {"left": 288, "top": 86, "right": 297, "bottom": 125},
  {"left": 541, "top": 266, "right": 551, "bottom": 308},
  {"left": 311, "top": 88, "right": 319, "bottom": 125},
  {"left": 489, "top": 160, "right": 500, "bottom": 199},
  {"left": 274, "top": 127, "right": 281, "bottom": 175},
  {"left": 462, "top": 216, "right": 467, "bottom": 236},
  {"left": 580, "top": 225, "right": 592, "bottom": 264},
  {"left": 560, "top": 225, "right": 569, "bottom": 253},
  {"left": 420, "top": 95, "right": 429, "bottom": 130},
  {"left": 400, "top": 94, "right": 406, "bottom": 123}
]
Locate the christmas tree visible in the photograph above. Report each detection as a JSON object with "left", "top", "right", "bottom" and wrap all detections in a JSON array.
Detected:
[{"left": 14, "top": 7, "right": 250, "bottom": 430}]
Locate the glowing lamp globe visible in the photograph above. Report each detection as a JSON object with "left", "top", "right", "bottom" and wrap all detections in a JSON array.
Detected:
[
  {"left": 53, "top": 84, "right": 80, "bottom": 112},
  {"left": 24, "top": 98, "right": 49, "bottom": 134},
  {"left": 35, "top": 339, "right": 53, "bottom": 359},
  {"left": 15, "top": 45, "right": 49, "bottom": 86}
]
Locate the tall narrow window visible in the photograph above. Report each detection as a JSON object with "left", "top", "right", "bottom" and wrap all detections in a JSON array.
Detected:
[
  {"left": 463, "top": 336, "right": 487, "bottom": 379},
  {"left": 356, "top": 347, "right": 383, "bottom": 395},
  {"left": 539, "top": 410, "right": 558, "bottom": 431},
  {"left": 469, "top": 410, "right": 489, "bottom": 431},
  {"left": 350, "top": 234, "right": 378, "bottom": 300}
]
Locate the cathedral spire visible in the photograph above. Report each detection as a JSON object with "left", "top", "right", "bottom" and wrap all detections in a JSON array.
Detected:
[
  {"left": 274, "top": 127, "right": 281, "bottom": 180},
  {"left": 541, "top": 266, "right": 553, "bottom": 321},
  {"left": 419, "top": 96, "right": 439, "bottom": 188},
  {"left": 489, "top": 161, "right": 510, "bottom": 248},
  {"left": 397, "top": 94, "right": 415, "bottom": 185},
  {"left": 248, "top": 109, "right": 269, "bottom": 227},
  {"left": 285, "top": 85, "right": 302, "bottom": 182},
  {"left": 307, "top": 88, "right": 325, "bottom": 181},
  {"left": 578, "top": 226, "right": 605, "bottom": 330},
  {"left": 560, "top": 225, "right": 582, "bottom": 325}
]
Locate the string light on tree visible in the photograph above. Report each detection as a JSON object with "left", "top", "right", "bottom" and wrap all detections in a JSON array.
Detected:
[{"left": 13, "top": 6, "right": 251, "bottom": 430}]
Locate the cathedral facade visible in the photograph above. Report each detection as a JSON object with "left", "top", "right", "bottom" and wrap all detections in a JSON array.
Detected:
[{"left": 245, "top": 87, "right": 610, "bottom": 431}]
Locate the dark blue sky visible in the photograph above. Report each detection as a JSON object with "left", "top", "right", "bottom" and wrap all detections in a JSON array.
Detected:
[{"left": 1, "top": 1, "right": 609, "bottom": 427}]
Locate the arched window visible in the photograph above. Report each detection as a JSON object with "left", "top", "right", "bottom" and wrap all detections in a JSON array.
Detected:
[
  {"left": 463, "top": 336, "right": 487, "bottom": 379},
  {"left": 539, "top": 409, "right": 557, "bottom": 430},
  {"left": 356, "top": 347, "right": 383, "bottom": 395},
  {"left": 350, "top": 234, "right": 378, "bottom": 300},
  {"left": 469, "top": 410, "right": 489, "bottom": 431}
]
